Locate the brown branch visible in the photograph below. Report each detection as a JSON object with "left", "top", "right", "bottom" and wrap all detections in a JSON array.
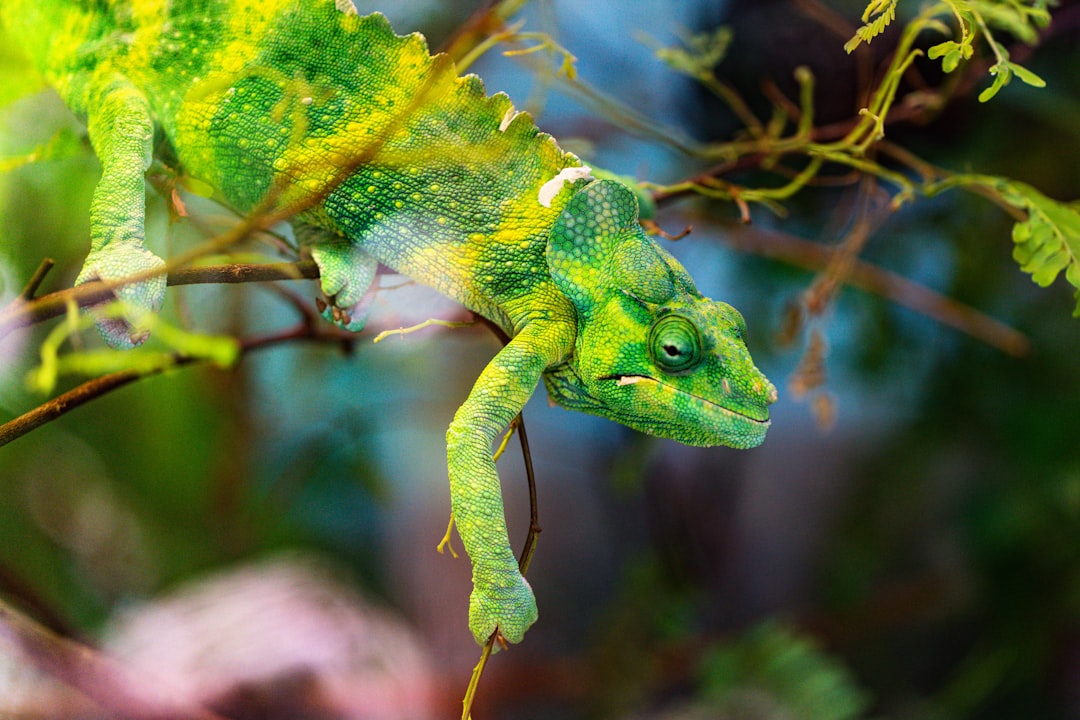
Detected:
[
  {"left": 0, "top": 366, "right": 167, "bottom": 448},
  {"left": 168, "top": 260, "right": 319, "bottom": 286},
  {"left": 0, "top": 322, "right": 355, "bottom": 449},
  {"left": 722, "top": 221, "right": 1030, "bottom": 356},
  {"left": 0, "top": 563, "right": 78, "bottom": 639},
  {"left": 437, "top": 0, "right": 525, "bottom": 60},
  {"left": 0, "top": 597, "right": 231, "bottom": 720},
  {"left": 19, "top": 258, "right": 56, "bottom": 301},
  {"left": 0, "top": 260, "right": 320, "bottom": 340}
]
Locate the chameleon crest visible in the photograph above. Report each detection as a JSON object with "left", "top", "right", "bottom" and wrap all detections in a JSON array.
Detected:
[{"left": 2, "top": 0, "right": 775, "bottom": 646}]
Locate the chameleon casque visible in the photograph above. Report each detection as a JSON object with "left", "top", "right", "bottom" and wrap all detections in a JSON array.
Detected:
[{"left": 2, "top": 0, "right": 777, "bottom": 645}]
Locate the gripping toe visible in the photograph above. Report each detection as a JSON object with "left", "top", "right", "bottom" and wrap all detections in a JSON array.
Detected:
[{"left": 311, "top": 240, "right": 378, "bottom": 333}]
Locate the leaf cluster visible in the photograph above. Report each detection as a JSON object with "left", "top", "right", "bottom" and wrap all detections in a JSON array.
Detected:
[
  {"left": 634, "top": 0, "right": 1077, "bottom": 326},
  {"left": 847, "top": 0, "right": 1051, "bottom": 100},
  {"left": 699, "top": 622, "right": 870, "bottom": 720}
]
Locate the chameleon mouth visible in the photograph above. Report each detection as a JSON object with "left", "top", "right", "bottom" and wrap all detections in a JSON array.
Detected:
[{"left": 610, "top": 374, "right": 771, "bottom": 426}]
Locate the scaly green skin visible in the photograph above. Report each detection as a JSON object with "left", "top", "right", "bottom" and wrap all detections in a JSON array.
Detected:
[{"left": 2, "top": 0, "right": 777, "bottom": 645}]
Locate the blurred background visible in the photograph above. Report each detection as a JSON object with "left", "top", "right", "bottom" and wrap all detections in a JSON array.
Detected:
[{"left": 2, "top": 0, "right": 1079, "bottom": 718}]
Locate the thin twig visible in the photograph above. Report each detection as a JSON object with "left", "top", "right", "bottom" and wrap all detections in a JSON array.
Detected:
[
  {"left": 436, "top": 0, "right": 533, "bottom": 60},
  {"left": 723, "top": 221, "right": 1030, "bottom": 356},
  {"left": 0, "top": 260, "right": 320, "bottom": 340},
  {"left": 461, "top": 318, "right": 542, "bottom": 720},
  {"left": 0, "top": 323, "right": 353, "bottom": 448},
  {"left": 515, "top": 414, "right": 541, "bottom": 574},
  {"left": 18, "top": 258, "right": 56, "bottom": 301}
]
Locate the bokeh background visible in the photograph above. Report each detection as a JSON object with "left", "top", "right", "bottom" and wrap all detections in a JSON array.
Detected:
[{"left": 2, "top": 1, "right": 1079, "bottom": 718}]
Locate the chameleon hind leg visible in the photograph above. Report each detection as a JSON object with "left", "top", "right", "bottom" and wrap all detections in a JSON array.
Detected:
[
  {"left": 307, "top": 230, "right": 379, "bottom": 332},
  {"left": 75, "top": 74, "right": 167, "bottom": 348}
]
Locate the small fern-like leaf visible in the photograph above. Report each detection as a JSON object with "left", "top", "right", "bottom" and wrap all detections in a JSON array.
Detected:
[
  {"left": 700, "top": 622, "right": 871, "bottom": 720},
  {"left": 1001, "top": 180, "right": 1080, "bottom": 315},
  {"left": 844, "top": 0, "right": 898, "bottom": 53},
  {"left": 936, "top": 175, "right": 1080, "bottom": 315},
  {"left": 652, "top": 26, "right": 734, "bottom": 78}
]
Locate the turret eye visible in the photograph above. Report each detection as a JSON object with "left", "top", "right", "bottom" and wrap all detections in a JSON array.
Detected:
[{"left": 648, "top": 314, "right": 703, "bottom": 374}]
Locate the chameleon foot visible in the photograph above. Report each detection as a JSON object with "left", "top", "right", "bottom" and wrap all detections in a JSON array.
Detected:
[
  {"left": 310, "top": 240, "right": 377, "bottom": 332},
  {"left": 468, "top": 571, "right": 538, "bottom": 646},
  {"left": 75, "top": 242, "right": 167, "bottom": 348}
]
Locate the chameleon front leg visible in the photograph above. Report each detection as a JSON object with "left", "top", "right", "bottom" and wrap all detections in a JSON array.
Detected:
[
  {"left": 446, "top": 318, "right": 575, "bottom": 645},
  {"left": 75, "top": 75, "right": 166, "bottom": 348}
]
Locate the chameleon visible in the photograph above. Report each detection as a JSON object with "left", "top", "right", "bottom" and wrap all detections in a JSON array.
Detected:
[{"left": 0, "top": 0, "right": 777, "bottom": 645}]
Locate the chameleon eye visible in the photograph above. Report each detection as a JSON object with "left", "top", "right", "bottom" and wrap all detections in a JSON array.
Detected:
[{"left": 648, "top": 314, "right": 704, "bottom": 375}]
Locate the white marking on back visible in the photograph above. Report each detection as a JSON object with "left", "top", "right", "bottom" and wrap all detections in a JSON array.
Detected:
[
  {"left": 538, "top": 166, "right": 593, "bottom": 208},
  {"left": 499, "top": 107, "right": 521, "bottom": 132}
]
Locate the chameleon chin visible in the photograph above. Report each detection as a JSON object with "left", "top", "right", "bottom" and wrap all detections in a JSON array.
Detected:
[{"left": 3, "top": 0, "right": 775, "bottom": 646}]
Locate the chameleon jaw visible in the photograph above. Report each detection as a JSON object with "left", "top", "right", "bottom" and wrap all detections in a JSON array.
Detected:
[{"left": 611, "top": 374, "right": 771, "bottom": 427}]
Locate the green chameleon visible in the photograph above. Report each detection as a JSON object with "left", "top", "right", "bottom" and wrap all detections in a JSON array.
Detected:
[{"left": 2, "top": 0, "right": 776, "bottom": 645}]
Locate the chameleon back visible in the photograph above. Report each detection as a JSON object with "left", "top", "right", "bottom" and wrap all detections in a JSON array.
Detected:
[{"left": 91, "top": 1, "right": 582, "bottom": 328}]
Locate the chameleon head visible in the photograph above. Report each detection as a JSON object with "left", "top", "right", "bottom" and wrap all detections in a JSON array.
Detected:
[{"left": 543, "top": 180, "right": 777, "bottom": 449}]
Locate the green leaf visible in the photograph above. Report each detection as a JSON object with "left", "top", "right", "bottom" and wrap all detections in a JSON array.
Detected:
[
  {"left": 26, "top": 301, "right": 240, "bottom": 395},
  {"left": 927, "top": 41, "right": 955, "bottom": 60},
  {"left": 0, "top": 127, "right": 85, "bottom": 173},
  {"left": 1010, "top": 62, "right": 1046, "bottom": 88},
  {"left": 978, "top": 67, "right": 1010, "bottom": 103},
  {"left": 972, "top": 0, "right": 1045, "bottom": 43},
  {"left": 1067, "top": 263, "right": 1080, "bottom": 317}
]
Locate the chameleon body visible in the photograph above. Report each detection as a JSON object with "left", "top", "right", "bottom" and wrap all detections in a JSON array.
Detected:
[{"left": 2, "top": 0, "right": 777, "bottom": 644}]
